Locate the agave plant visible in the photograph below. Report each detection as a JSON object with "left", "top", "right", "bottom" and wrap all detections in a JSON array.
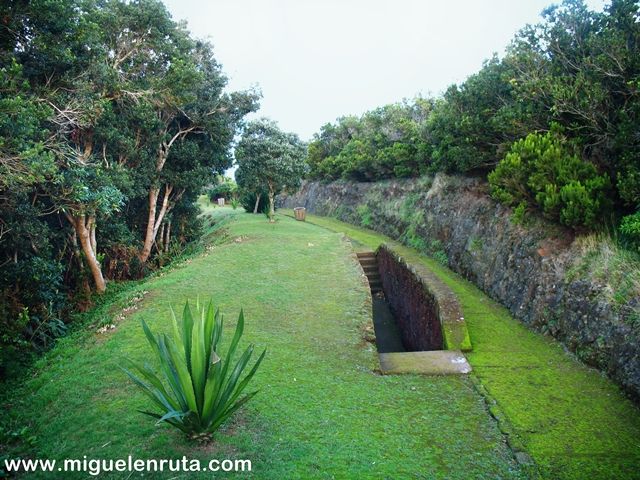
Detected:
[{"left": 123, "top": 300, "right": 265, "bottom": 439}]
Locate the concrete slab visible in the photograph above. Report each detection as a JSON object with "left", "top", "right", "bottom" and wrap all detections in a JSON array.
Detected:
[{"left": 379, "top": 350, "right": 472, "bottom": 375}]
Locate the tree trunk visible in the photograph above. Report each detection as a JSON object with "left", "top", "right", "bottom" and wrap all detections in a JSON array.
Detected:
[
  {"left": 70, "top": 230, "right": 91, "bottom": 295},
  {"left": 89, "top": 217, "right": 97, "bottom": 254},
  {"left": 140, "top": 184, "right": 175, "bottom": 263},
  {"left": 253, "top": 193, "right": 261, "bottom": 214},
  {"left": 139, "top": 186, "right": 159, "bottom": 263},
  {"left": 164, "top": 220, "right": 171, "bottom": 253},
  {"left": 157, "top": 222, "right": 165, "bottom": 252},
  {"left": 68, "top": 213, "right": 106, "bottom": 293},
  {"left": 152, "top": 185, "right": 172, "bottom": 239},
  {"left": 268, "top": 184, "right": 275, "bottom": 223}
]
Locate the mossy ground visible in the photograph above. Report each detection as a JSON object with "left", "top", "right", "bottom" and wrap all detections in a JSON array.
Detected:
[
  {"left": 2, "top": 206, "right": 524, "bottom": 479},
  {"left": 293, "top": 210, "right": 640, "bottom": 480}
]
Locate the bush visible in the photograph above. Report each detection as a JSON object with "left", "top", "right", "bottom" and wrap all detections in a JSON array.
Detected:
[
  {"left": 488, "top": 131, "right": 612, "bottom": 229},
  {"left": 123, "top": 300, "right": 266, "bottom": 440},
  {"left": 620, "top": 212, "right": 640, "bottom": 252},
  {"left": 208, "top": 179, "right": 237, "bottom": 202},
  {"left": 0, "top": 256, "right": 67, "bottom": 378},
  {"left": 239, "top": 190, "right": 268, "bottom": 213},
  {"left": 356, "top": 204, "right": 372, "bottom": 227}
]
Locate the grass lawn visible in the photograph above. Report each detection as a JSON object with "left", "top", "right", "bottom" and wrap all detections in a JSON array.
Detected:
[
  {"left": 290, "top": 210, "right": 640, "bottom": 480},
  {"left": 2, "top": 207, "right": 525, "bottom": 479}
]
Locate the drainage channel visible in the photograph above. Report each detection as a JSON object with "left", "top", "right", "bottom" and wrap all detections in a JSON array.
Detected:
[
  {"left": 357, "top": 249, "right": 472, "bottom": 375},
  {"left": 357, "top": 251, "right": 405, "bottom": 353}
]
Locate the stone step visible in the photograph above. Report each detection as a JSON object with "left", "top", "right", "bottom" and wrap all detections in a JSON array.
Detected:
[
  {"left": 362, "top": 265, "right": 379, "bottom": 274},
  {"left": 358, "top": 257, "right": 377, "bottom": 266},
  {"left": 378, "top": 351, "right": 472, "bottom": 375}
]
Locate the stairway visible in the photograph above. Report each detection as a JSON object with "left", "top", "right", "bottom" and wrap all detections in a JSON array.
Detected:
[{"left": 357, "top": 251, "right": 382, "bottom": 293}]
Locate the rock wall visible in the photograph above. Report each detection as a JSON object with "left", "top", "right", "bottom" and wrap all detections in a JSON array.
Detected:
[
  {"left": 279, "top": 174, "right": 640, "bottom": 400},
  {"left": 378, "top": 245, "right": 444, "bottom": 351}
]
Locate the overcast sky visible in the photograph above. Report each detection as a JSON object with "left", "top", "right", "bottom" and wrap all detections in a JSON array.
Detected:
[{"left": 163, "top": 0, "right": 607, "bottom": 141}]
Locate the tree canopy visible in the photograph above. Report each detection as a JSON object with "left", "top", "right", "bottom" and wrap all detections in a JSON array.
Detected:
[
  {"left": 307, "top": 0, "right": 639, "bottom": 239},
  {"left": 235, "top": 119, "right": 307, "bottom": 221},
  {"left": 0, "top": 0, "right": 258, "bottom": 375}
]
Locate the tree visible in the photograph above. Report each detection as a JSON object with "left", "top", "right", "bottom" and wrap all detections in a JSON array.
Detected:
[
  {"left": 235, "top": 119, "right": 307, "bottom": 222},
  {"left": 0, "top": 0, "right": 258, "bottom": 373},
  {"left": 306, "top": 99, "right": 433, "bottom": 181},
  {"left": 136, "top": 37, "right": 259, "bottom": 263}
]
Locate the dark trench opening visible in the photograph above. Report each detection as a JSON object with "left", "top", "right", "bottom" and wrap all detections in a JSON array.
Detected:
[
  {"left": 358, "top": 250, "right": 444, "bottom": 353},
  {"left": 371, "top": 294, "right": 406, "bottom": 353}
]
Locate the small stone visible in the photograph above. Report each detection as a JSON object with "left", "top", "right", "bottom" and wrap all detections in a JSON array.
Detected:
[{"left": 514, "top": 451, "right": 533, "bottom": 465}]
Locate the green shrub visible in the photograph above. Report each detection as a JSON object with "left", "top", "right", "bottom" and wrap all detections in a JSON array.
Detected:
[
  {"left": 568, "top": 233, "right": 640, "bottom": 326},
  {"left": 230, "top": 198, "right": 240, "bottom": 210},
  {"left": 262, "top": 203, "right": 271, "bottom": 220},
  {"left": 488, "top": 131, "right": 611, "bottom": 229},
  {"left": 239, "top": 190, "right": 268, "bottom": 213},
  {"left": 0, "top": 256, "right": 67, "bottom": 378},
  {"left": 428, "top": 239, "right": 449, "bottom": 266},
  {"left": 620, "top": 211, "right": 640, "bottom": 251},
  {"left": 123, "top": 300, "right": 265, "bottom": 440},
  {"left": 208, "top": 178, "right": 237, "bottom": 202},
  {"left": 511, "top": 201, "right": 527, "bottom": 225},
  {"left": 432, "top": 250, "right": 449, "bottom": 266},
  {"left": 401, "top": 225, "right": 426, "bottom": 252},
  {"left": 356, "top": 204, "right": 372, "bottom": 227}
]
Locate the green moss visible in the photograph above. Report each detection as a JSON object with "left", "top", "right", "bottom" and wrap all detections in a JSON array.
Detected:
[
  {"left": 296, "top": 211, "right": 640, "bottom": 480},
  {"left": 469, "top": 237, "right": 483, "bottom": 253}
]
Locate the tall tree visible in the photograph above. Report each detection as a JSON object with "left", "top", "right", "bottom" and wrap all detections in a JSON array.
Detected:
[
  {"left": 235, "top": 119, "right": 307, "bottom": 222},
  {"left": 137, "top": 38, "right": 259, "bottom": 262}
]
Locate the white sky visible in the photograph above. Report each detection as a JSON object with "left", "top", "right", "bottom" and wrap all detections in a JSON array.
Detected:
[{"left": 163, "top": 0, "right": 607, "bottom": 141}]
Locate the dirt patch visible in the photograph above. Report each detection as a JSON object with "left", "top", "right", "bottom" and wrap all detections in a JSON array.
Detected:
[
  {"left": 173, "top": 414, "right": 249, "bottom": 457},
  {"left": 93, "top": 290, "right": 151, "bottom": 343}
]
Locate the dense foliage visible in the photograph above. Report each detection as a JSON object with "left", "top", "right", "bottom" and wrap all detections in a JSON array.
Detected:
[
  {"left": 235, "top": 119, "right": 307, "bottom": 221},
  {"left": 0, "top": 0, "right": 258, "bottom": 376},
  {"left": 208, "top": 176, "right": 238, "bottom": 202},
  {"left": 488, "top": 129, "right": 612, "bottom": 229},
  {"left": 307, "top": 0, "right": 639, "bottom": 240},
  {"left": 123, "top": 300, "right": 265, "bottom": 439},
  {"left": 307, "top": 99, "right": 433, "bottom": 181}
]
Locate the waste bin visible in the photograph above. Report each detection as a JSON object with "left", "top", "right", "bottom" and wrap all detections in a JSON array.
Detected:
[
  {"left": 294, "top": 207, "right": 306, "bottom": 221},
  {"left": 217, "top": 198, "right": 225, "bottom": 206}
]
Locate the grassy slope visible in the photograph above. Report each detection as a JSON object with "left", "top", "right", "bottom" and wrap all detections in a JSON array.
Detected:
[
  {"left": 291, "top": 211, "right": 640, "bottom": 480},
  {"left": 3, "top": 207, "right": 524, "bottom": 479}
]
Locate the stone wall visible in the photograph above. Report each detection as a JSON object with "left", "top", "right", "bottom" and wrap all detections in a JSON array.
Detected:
[
  {"left": 377, "top": 245, "right": 444, "bottom": 351},
  {"left": 279, "top": 174, "right": 640, "bottom": 400}
]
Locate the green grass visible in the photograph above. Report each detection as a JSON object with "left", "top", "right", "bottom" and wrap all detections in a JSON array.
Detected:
[
  {"left": 290, "top": 211, "right": 640, "bottom": 480},
  {"left": 3, "top": 209, "right": 524, "bottom": 479},
  {"left": 567, "top": 233, "right": 640, "bottom": 327}
]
